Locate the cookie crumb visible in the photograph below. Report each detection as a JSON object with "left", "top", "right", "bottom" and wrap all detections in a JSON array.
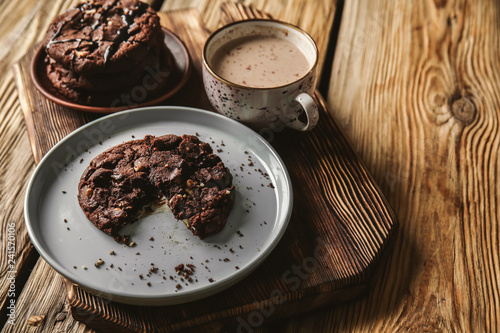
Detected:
[{"left": 94, "top": 259, "right": 105, "bottom": 268}]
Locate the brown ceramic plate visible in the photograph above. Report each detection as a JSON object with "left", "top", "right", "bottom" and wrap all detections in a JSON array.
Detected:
[{"left": 31, "top": 28, "right": 191, "bottom": 113}]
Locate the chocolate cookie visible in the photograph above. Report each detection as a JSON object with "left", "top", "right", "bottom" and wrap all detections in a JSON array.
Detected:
[
  {"left": 43, "top": 0, "right": 164, "bottom": 75},
  {"left": 77, "top": 135, "right": 235, "bottom": 239},
  {"left": 45, "top": 45, "right": 174, "bottom": 106},
  {"left": 44, "top": 49, "right": 161, "bottom": 92}
]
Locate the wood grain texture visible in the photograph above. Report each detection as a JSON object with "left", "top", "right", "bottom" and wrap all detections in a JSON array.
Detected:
[
  {"left": 65, "top": 6, "right": 395, "bottom": 331},
  {"left": 264, "top": 0, "right": 500, "bottom": 332},
  {"left": 0, "top": 0, "right": 80, "bottom": 76},
  {"left": 2, "top": 0, "right": 499, "bottom": 332},
  {"left": 14, "top": 48, "right": 94, "bottom": 164},
  {"left": 7, "top": 3, "right": 397, "bottom": 333},
  {"left": 0, "top": 1, "right": 166, "bottom": 332},
  {"left": 66, "top": 4, "right": 395, "bottom": 326},
  {"left": 0, "top": 0, "right": 81, "bottom": 327},
  {"left": 0, "top": 77, "right": 37, "bottom": 323},
  {"left": 2, "top": 260, "right": 94, "bottom": 333}
]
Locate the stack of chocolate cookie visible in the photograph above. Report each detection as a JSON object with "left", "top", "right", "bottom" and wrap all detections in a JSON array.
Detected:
[{"left": 42, "top": 0, "right": 175, "bottom": 107}]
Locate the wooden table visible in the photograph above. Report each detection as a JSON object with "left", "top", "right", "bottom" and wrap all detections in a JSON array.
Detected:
[{"left": 1, "top": 0, "right": 499, "bottom": 332}]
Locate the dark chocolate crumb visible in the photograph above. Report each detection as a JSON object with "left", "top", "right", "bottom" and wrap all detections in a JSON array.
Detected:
[
  {"left": 149, "top": 237, "right": 154, "bottom": 241},
  {"left": 113, "top": 234, "right": 132, "bottom": 246},
  {"left": 208, "top": 278, "right": 214, "bottom": 283},
  {"left": 235, "top": 266, "right": 240, "bottom": 270},
  {"left": 62, "top": 190, "right": 67, "bottom": 194},
  {"left": 147, "top": 282, "right": 151, "bottom": 287}
]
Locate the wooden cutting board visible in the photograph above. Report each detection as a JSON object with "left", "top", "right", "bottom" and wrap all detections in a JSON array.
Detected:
[{"left": 12, "top": 3, "right": 397, "bottom": 332}]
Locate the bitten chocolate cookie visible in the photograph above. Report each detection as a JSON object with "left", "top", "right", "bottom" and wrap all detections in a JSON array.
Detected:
[
  {"left": 77, "top": 135, "right": 235, "bottom": 239},
  {"left": 43, "top": 0, "right": 164, "bottom": 75}
]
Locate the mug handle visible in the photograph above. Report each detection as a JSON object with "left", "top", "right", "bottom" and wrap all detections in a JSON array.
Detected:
[{"left": 286, "top": 92, "right": 319, "bottom": 131}]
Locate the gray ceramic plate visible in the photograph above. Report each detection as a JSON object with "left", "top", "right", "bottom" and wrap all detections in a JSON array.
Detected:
[{"left": 24, "top": 106, "right": 292, "bottom": 306}]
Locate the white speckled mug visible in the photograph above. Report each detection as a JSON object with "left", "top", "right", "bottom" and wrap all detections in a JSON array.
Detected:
[{"left": 202, "top": 19, "right": 319, "bottom": 131}]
